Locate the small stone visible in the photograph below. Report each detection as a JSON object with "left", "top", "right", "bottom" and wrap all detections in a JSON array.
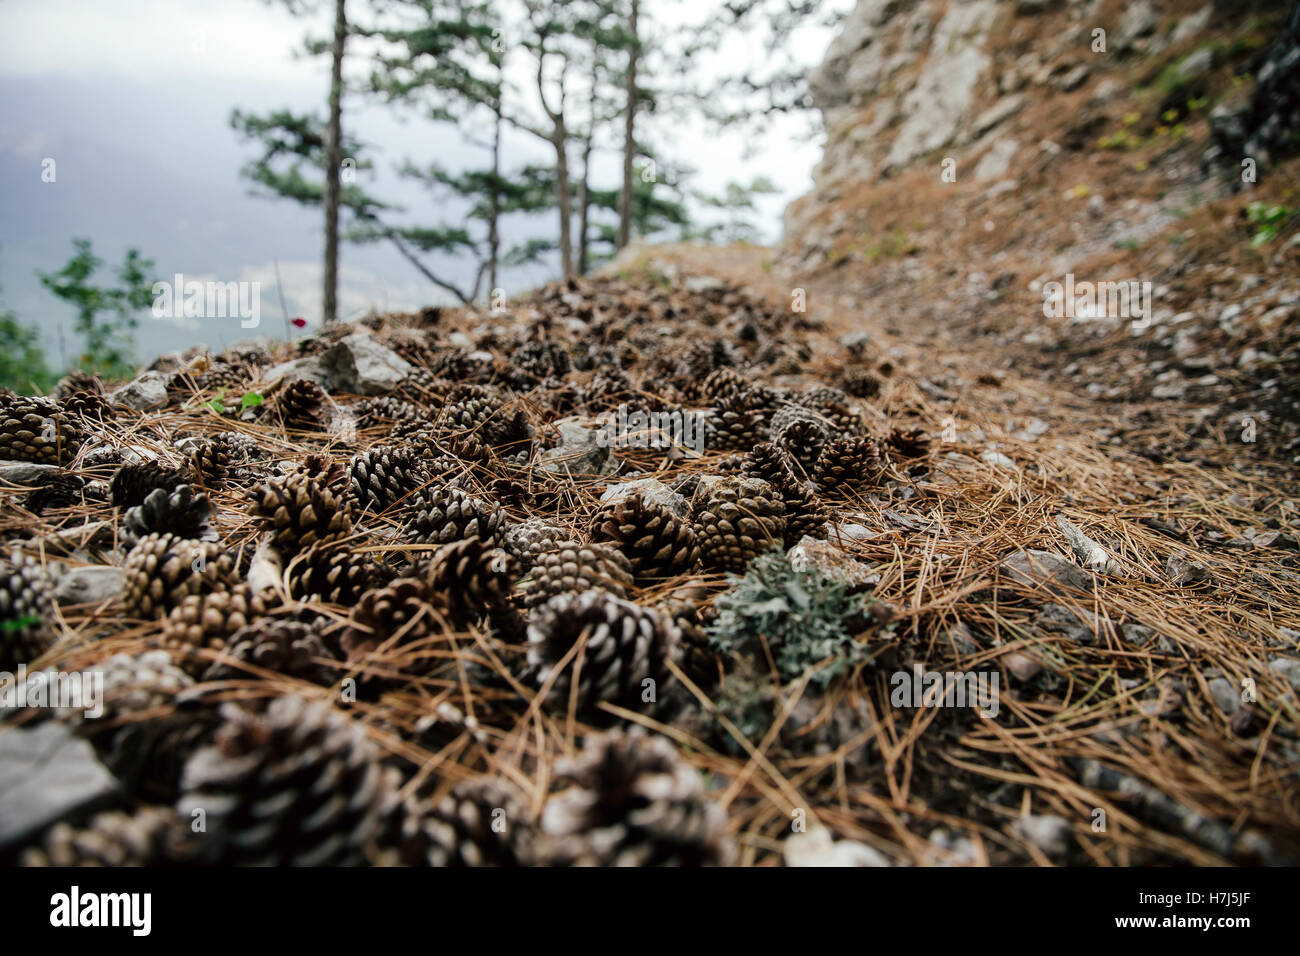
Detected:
[
  {"left": 1000, "top": 549, "right": 1095, "bottom": 595},
  {"left": 107, "top": 371, "right": 170, "bottom": 411},
  {"left": 1269, "top": 657, "right": 1300, "bottom": 694},
  {"left": 537, "top": 419, "right": 616, "bottom": 477},
  {"left": 52, "top": 566, "right": 125, "bottom": 606},
  {"left": 787, "top": 537, "right": 879, "bottom": 591},
  {"left": 599, "top": 478, "right": 687, "bottom": 517},
  {"left": 1166, "top": 551, "right": 1211, "bottom": 586},
  {"left": 1005, "top": 652, "right": 1043, "bottom": 682},
  {"left": 785, "top": 828, "right": 891, "bottom": 867},
  {"left": 0, "top": 723, "right": 119, "bottom": 849},
  {"left": 1207, "top": 677, "right": 1240, "bottom": 715},
  {"left": 322, "top": 333, "right": 413, "bottom": 395},
  {"left": 981, "top": 450, "right": 1017, "bottom": 470},
  {"left": 0, "top": 461, "right": 61, "bottom": 483},
  {"left": 1012, "top": 815, "right": 1072, "bottom": 857}
]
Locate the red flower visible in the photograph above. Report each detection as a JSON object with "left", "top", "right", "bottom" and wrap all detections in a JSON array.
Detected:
[{"left": 290, "top": 317, "right": 307, "bottom": 329}]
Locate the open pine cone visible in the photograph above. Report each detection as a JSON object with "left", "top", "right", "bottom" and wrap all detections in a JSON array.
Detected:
[
  {"left": 121, "top": 533, "right": 237, "bottom": 619},
  {"left": 591, "top": 494, "right": 699, "bottom": 581},
  {"left": 690, "top": 476, "right": 786, "bottom": 573},
  {"left": 0, "top": 550, "right": 56, "bottom": 670},
  {"left": 254, "top": 469, "right": 353, "bottom": 556},
  {"left": 519, "top": 542, "right": 634, "bottom": 609},
  {"left": 0, "top": 394, "right": 83, "bottom": 464}
]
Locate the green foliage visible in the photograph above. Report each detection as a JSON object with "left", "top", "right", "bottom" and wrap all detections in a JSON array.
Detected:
[
  {"left": 691, "top": 175, "right": 780, "bottom": 244},
  {"left": 707, "top": 552, "right": 876, "bottom": 686},
  {"left": 1246, "top": 202, "right": 1294, "bottom": 247},
  {"left": 37, "top": 239, "right": 156, "bottom": 381},
  {"left": 0, "top": 287, "right": 57, "bottom": 394},
  {"left": 240, "top": 391, "right": 265, "bottom": 410}
]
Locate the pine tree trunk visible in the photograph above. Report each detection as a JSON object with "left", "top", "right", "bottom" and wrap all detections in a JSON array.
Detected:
[
  {"left": 578, "top": 135, "right": 592, "bottom": 275},
  {"left": 554, "top": 122, "right": 573, "bottom": 278},
  {"left": 322, "top": 0, "right": 347, "bottom": 325},
  {"left": 488, "top": 101, "right": 502, "bottom": 297},
  {"left": 617, "top": 0, "right": 639, "bottom": 250}
]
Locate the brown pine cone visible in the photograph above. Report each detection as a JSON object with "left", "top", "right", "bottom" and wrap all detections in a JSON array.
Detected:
[
  {"left": 175, "top": 697, "right": 393, "bottom": 865},
  {"left": 398, "top": 776, "right": 537, "bottom": 867},
  {"left": 591, "top": 495, "right": 699, "bottom": 581},
  {"left": 254, "top": 470, "right": 353, "bottom": 556},
  {"left": 0, "top": 550, "right": 56, "bottom": 670},
  {"left": 274, "top": 378, "right": 327, "bottom": 430},
  {"left": 286, "top": 544, "right": 376, "bottom": 605},
  {"left": 343, "top": 576, "right": 438, "bottom": 660},
  {"left": 691, "top": 476, "right": 786, "bottom": 573},
  {"left": 424, "top": 537, "right": 519, "bottom": 625},
  {"left": 886, "top": 426, "right": 931, "bottom": 461},
  {"left": 770, "top": 408, "right": 831, "bottom": 471},
  {"left": 121, "top": 533, "right": 236, "bottom": 620},
  {"left": 540, "top": 727, "right": 735, "bottom": 866},
  {"left": 351, "top": 396, "right": 421, "bottom": 428},
  {"left": 519, "top": 542, "right": 634, "bottom": 609},
  {"left": 743, "top": 441, "right": 797, "bottom": 485},
  {"left": 0, "top": 394, "right": 83, "bottom": 464},
  {"left": 120, "top": 484, "right": 216, "bottom": 551},
  {"left": 770, "top": 472, "right": 830, "bottom": 546},
  {"left": 503, "top": 519, "right": 580, "bottom": 571},
  {"left": 201, "top": 618, "right": 335, "bottom": 684},
  {"left": 161, "top": 583, "right": 272, "bottom": 668},
  {"left": 23, "top": 470, "right": 87, "bottom": 514},
  {"left": 813, "top": 435, "right": 891, "bottom": 496},
  {"left": 19, "top": 807, "right": 182, "bottom": 867},
  {"left": 403, "top": 486, "right": 504, "bottom": 548},
  {"left": 704, "top": 398, "right": 766, "bottom": 453},
  {"left": 55, "top": 371, "right": 115, "bottom": 422},
  {"left": 110, "top": 460, "right": 189, "bottom": 509}
]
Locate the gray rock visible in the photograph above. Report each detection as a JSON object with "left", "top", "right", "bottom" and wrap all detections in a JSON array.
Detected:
[
  {"left": 537, "top": 419, "right": 616, "bottom": 477},
  {"left": 785, "top": 828, "right": 891, "bottom": 867},
  {"left": 1121, "top": 622, "right": 1158, "bottom": 647},
  {"left": 0, "top": 461, "right": 60, "bottom": 483},
  {"left": 322, "top": 333, "right": 413, "bottom": 395},
  {"left": 1269, "top": 657, "right": 1300, "bottom": 694},
  {"left": 981, "top": 449, "right": 1017, "bottom": 470},
  {"left": 1004, "top": 652, "right": 1043, "bottom": 682},
  {"left": 599, "top": 478, "right": 688, "bottom": 517},
  {"left": 787, "top": 537, "right": 879, "bottom": 591},
  {"left": 0, "top": 722, "right": 119, "bottom": 849},
  {"left": 108, "top": 371, "right": 170, "bottom": 411},
  {"left": 839, "top": 330, "right": 872, "bottom": 359},
  {"left": 1012, "top": 814, "right": 1072, "bottom": 857},
  {"left": 1166, "top": 551, "right": 1211, "bottom": 586},
  {"left": 1175, "top": 47, "right": 1215, "bottom": 82},
  {"left": 1207, "top": 677, "right": 1240, "bottom": 715},
  {"left": 260, "top": 356, "right": 331, "bottom": 390},
  {"left": 1000, "top": 549, "right": 1095, "bottom": 595},
  {"left": 1035, "top": 603, "right": 1101, "bottom": 645},
  {"left": 1116, "top": 0, "right": 1159, "bottom": 48},
  {"left": 52, "top": 566, "right": 125, "bottom": 606}
]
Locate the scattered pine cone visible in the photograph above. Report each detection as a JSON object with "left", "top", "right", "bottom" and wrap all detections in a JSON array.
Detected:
[
  {"left": 404, "top": 486, "right": 505, "bottom": 547},
  {"left": 176, "top": 697, "right": 393, "bottom": 865},
  {"left": 120, "top": 484, "right": 216, "bottom": 550},
  {"left": 19, "top": 807, "right": 182, "bottom": 867},
  {"left": 0, "top": 394, "right": 83, "bottom": 464},
  {"left": 201, "top": 618, "right": 335, "bottom": 685},
  {"left": 887, "top": 426, "right": 931, "bottom": 461},
  {"left": 274, "top": 378, "right": 327, "bottom": 430},
  {"left": 425, "top": 536, "right": 519, "bottom": 625},
  {"left": 121, "top": 533, "right": 236, "bottom": 619},
  {"left": 254, "top": 470, "right": 353, "bottom": 556},
  {"left": 0, "top": 550, "right": 56, "bottom": 670},
  {"left": 520, "top": 542, "right": 634, "bottom": 609},
  {"left": 23, "top": 470, "right": 87, "bottom": 514},
  {"left": 286, "top": 545, "right": 376, "bottom": 605},
  {"left": 398, "top": 776, "right": 537, "bottom": 867},
  {"left": 691, "top": 476, "right": 786, "bottom": 573},
  {"left": 161, "top": 583, "right": 271, "bottom": 668},
  {"left": 591, "top": 494, "right": 699, "bottom": 581},
  {"left": 503, "top": 519, "right": 579, "bottom": 571},
  {"left": 527, "top": 590, "right": 680, "bottom": 718},
  {"left": 540, "top": 727, "right": 735, "bottom": 866},
  {"left": 110, "top": 460, "right": 188, "bottom": 509},
  {"left": 814, "top": 435, "right": 890, "bottom": 495}
]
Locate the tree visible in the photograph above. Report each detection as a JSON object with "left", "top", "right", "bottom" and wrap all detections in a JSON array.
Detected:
[
  {"left": 693, "top": 175, "right": 780, "bottom": 244},
  {"left": 0, "top": 286, "right": 56, "bottom": 394},
  {"left": 37, "top": 239, "right": 156, "bottom": 380},
  {"left": 617, "top": 0, "right": 639, "bottom": 250}
]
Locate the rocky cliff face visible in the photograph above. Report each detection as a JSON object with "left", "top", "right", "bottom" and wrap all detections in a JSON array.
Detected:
[{"left": 783, "top": 0, "right": 1298, "bottom": 272}]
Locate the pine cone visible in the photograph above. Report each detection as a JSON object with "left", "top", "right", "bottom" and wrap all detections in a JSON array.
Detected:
[
  {"left": 176, "top": 697, "right": 392, "bottom": 865},
  {"left": 698, "top": 367, "right": 750, "bottom": 405},
  {"left": 19, "top": 807, "right": 182, "bottom": 867},
  {"left": 121, "top": 533, "right": 236, "bottom": 619},
  {"left": 591, "top": 495, "right": 699, "bottom": 581},
  {"left": 351, "top": 396, "right": 421, "bottom": 428},
  {"left": 743, "top": 441, "right": 797, "bottom": 485},
  {"left": 886, "top": 426, "right": 930, "bottom": 461},
  {"left": 527, "top": 591, "right": 680, "bottom": 717},
  {"left": 343, "top": 576, "right": 437, "bottom": 660},
  {"left": 348, "top": 445, "right": 428, "bottom": 513},
  {"left": 838, "top": 367, "right": 882, "bottom": 399},
  {"left": 201, "top": 618, "right": 335, "bottom": 684},
  {"left": 188, "top": 439, "right": 231, "bottom": 488},
  {"left": 161, "top": 583, "right": 271, "bottom": 670},
  {"left": 192, "top": 361, "right": 254, "bottom": 394},
  {"left": 110, "top": 460, "right": 188, "bottom": 509},
  {"left": 286, "top": 545, "right": 376, "bottom": 605},
  {"left": 770, "top": 409, "right": 830, "bottom": 470},
  {"left": 121, "top": 484, "right": 216, "bottom": 550},
  {"left": 520, "top": 542, "right": 634, "bottom": 609},
  {"left": 404, "top": 486, "right": 504, "bottom": 547},
  {"left": 813, "top": 435, "right": 890, "bottom": 496},
  {"left": 659, "top": 599, "right": 720, "bottom": 687},
  {"left": 704, "top": 398, "right": 765, "bottom": 453},
  {"left": 503, "top": 519, "right": 580, "bottom": 571},
  {"left": 0, "top": 550, "right": 56, "bottom": 670},
  {"left": 425, "top": 537, "right": 519, "bottom": 625},
  {"left": 770, "top": 472, "right": 829, "bottom": 546},
  {"left": 23, "top": 470, "right": 87, "bottom": 514},
  {"left": 275, "top": 378, "right": 327, "bottom": 429},
  {"left": 55, "top": 371, "right": 115, "bottom": 422},
  {"left": 254, "top": 470, "right": 353, "bottom": 556},
  {"left": 398, "top": 777, "right": 537, "bottom": 867},
  {"left": 691, "top": 476, "right": 786, "bottom": 573},
  {"left": 540, "top": 727, "right": 734, "bottom": 866},
  {"left": 0, "top": 394, "right": 82, "bottom": 464}
]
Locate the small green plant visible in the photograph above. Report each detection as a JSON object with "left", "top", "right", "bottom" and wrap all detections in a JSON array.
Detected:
[
  {"left": 1245, "top": 202, "right": 1294, "bottom": 247},
  {"left": 240, "top": 391, "right": 264, "bottom": 410},
  {"left": 707, "top": 552, "right": 880, "bottom": 686},
  {"left": 0, "top": 285, "right": 57, "bottom": 394}
]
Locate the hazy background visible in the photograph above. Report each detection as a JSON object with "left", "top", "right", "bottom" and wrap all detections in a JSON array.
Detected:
[{"left": 0, "top": 0, "right": 840, "bottom": 365}]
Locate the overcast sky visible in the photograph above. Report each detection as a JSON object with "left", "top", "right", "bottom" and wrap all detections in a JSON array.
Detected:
[{"left": 0, "top": 0, "right": 842, "bottom": 366}]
